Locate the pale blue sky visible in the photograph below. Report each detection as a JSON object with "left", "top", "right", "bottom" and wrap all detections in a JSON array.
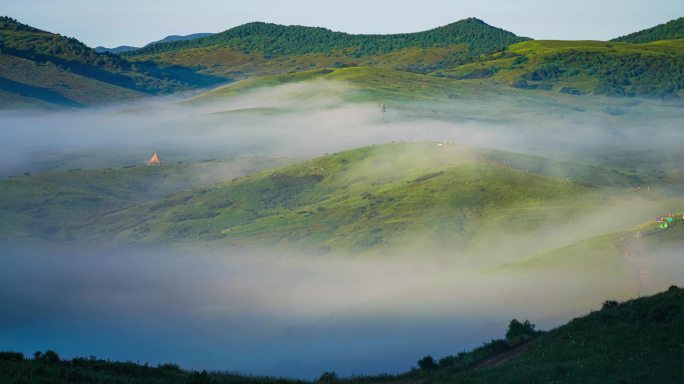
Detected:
[{"left": 4, "top": 0, "right": 683, "bottom": 48}]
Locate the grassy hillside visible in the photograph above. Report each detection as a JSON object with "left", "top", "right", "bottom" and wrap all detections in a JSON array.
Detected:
[
  {"left": 1, "top": 286, "right": 682, "bottom": 383},
  {"left": 66, "top": 142, "right": 667, "bottom": 252},
  {"left": 612, "top": 17, "right": 684, "bottom": 43},
  {"left": 412, "top": 286, "right": 684, "bottom": 383},
  {"left": 0, "top": 17, "right": 225, "bottom": 108},
  {"left": 194, "top": 67, "right": 509, "bottom": 102}
]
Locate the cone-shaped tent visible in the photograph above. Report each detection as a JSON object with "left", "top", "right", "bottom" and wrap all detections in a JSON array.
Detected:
[{"left": 145, "top": 152, "right": 163, "bottom": 166}]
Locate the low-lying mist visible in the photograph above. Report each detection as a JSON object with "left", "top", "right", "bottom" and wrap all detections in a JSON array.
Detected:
[
  {"left": 2, "top": 243, "right": 681, "bottom": 378},
  {"left": 1, "top": 80, "right": 684, "bottom": 378},
  {"left": 1, "top": 80, "right": 683, "bottom": 177}
]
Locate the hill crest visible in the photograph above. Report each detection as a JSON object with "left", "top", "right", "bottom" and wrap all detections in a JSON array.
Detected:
[{"left": 125, "top": 17, "right": 530, "bottom": 58}]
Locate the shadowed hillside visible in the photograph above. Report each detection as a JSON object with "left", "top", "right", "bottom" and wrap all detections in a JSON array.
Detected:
[{"left": 0, "top": 17, "right": 225, "bottom": 108}]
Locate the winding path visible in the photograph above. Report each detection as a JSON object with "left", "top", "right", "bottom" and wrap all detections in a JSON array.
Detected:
[
  {"left": 620, "top": 235, "right": 654, "bottom": 296},
  {"left": 472, "top": 342, "right": 532, "bottom": 370}
]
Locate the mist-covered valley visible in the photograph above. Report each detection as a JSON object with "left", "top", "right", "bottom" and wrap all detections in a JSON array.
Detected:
[{"left": 1, "top": 79, "right": 684, "bottom": 379}]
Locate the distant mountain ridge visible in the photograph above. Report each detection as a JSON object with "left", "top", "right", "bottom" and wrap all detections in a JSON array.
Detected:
[
  {"left": 151, "top": 32, "right": 213, "bottom": 45},
  {"left": 94, "top": 45, "right": 138, "bottom": 54},
  {"left": 94, "top": 33, "right": 214, "bottom": 54}
]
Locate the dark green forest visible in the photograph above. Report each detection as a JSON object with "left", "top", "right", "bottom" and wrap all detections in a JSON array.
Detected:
[
  {"left": 523, "top": 51, "right": 684, "bottom": 97},
  {"left": 126, "top": 18, "right": 529, "bottom": 61}
]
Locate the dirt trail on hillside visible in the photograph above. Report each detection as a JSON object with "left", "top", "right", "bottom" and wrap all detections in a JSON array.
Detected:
[{"left": 472, "top": 342, "right": 531, "bottom": 369}]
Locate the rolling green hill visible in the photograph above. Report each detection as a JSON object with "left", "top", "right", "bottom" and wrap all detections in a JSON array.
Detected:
[
  {"left": 83, "top": 143, "right": 592, "bottom": 250},
  {"left": 0, "top": 17, "right": 225, "bottom": 108},
  {"left": 1, "top": 286, "right": 682, "bottom": 383},
  {"left": 612, "top": 17, "right": 684, "bottom": 43},
  {"left": 193, "top": 66, "right": 511, "bottom": 102},
  {"left": 2, "top": 142, "right": 681, "bottom": 253},
  {"left": 29, "top": 142, "right": 673, "bottom": 252}
]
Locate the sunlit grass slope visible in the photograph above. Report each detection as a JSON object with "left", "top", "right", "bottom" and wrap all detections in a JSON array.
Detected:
[
  {"left": 76, "top": 142, "right": 639, "bottom": 252},
  {"left": 440, "top": 39, "right": 684, "bottom": 98},
  {"left": 3, "top": 142, "right": 680, "bottom": 253},
  {"left": 194, "top": 66, "right": 525, "bottom": 103}
]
